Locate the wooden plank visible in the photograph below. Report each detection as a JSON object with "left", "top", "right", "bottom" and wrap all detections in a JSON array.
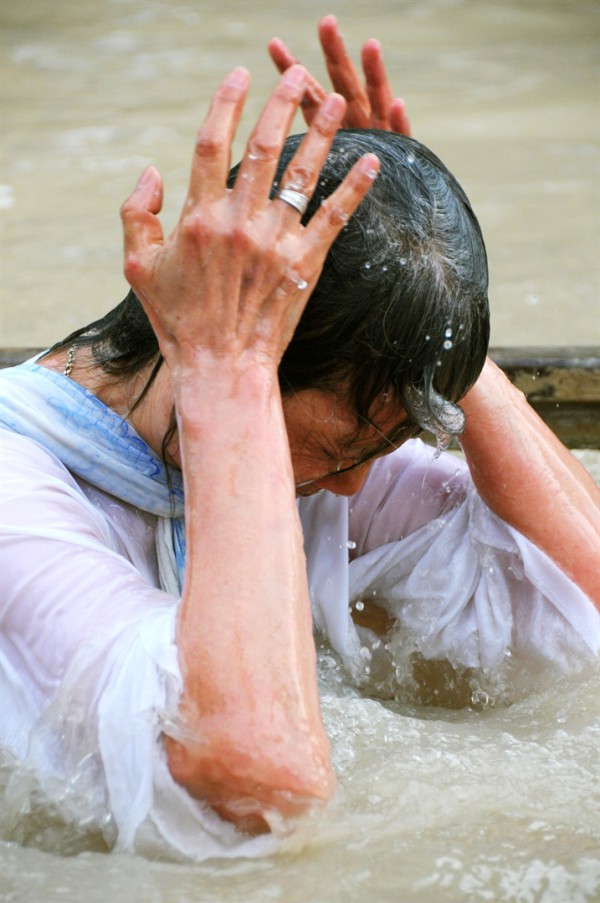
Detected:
[
  {"left": 490, "top": 347, "right": 600, "bottom": 448},
  {"left": 1, "top": 346, "right": 598, "bottom": 447}
]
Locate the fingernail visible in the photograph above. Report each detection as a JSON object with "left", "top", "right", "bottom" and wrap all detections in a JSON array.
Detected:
[
  {"left": 136, "top": 167, "right": 154, "bottom": 188},
  {"left": 363, "top": 154, "right": 380, "bottom": 179},
  {"left": 319, "top": 93, "right": 345, "bottom": 120},
  {"left": 226, "top": 66, "right": 249, "bottom": 88},
  {"left": 284, "top": 64, "right": 306, "bottom": 87}
]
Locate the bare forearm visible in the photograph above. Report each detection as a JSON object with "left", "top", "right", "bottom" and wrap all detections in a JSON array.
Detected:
[
  {"left": 460, "top": 358, "right": 600, "bottom": 606},
  {"left": 120, "top": 65, "right": 379, "bottom": 826},
  {"left": 167, "top": 361, "right": 332, "bottom": 821}
]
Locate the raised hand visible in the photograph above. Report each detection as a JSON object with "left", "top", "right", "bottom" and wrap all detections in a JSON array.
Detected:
[
  {"left": 120, "top": 64, "right": 380, "bottom": 375},
  {"left": 268, "top": 14, "right": 411, "bottom": 135},
  {"left": 119, "top": 66, "right": 382, "bottom": 828}
]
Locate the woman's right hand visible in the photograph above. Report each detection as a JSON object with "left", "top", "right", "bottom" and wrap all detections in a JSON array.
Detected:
[
  {"left": 120, "top": 64, "right": 379, "bottom": 379},
  {"left": 119, "top": 67, "right": 382, "bottom": 830}
]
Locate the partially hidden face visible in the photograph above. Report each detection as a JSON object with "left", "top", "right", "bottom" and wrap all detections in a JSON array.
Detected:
[{"left": 282, "top": 388, "right": 420, "bottom": 497}]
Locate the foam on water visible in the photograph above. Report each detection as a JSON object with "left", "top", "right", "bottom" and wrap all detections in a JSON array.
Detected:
[{"left": 2, "top": 658, "right": 598, "bottom": 902}]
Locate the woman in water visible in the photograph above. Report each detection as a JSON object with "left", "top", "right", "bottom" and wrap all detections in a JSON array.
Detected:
[{"left": 1, "top": 18, "right": 598, "bottom": 858}]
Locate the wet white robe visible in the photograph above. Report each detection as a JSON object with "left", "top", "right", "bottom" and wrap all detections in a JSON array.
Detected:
[{"left": 1, "top": 428, "right": 598, "bottom": 860}]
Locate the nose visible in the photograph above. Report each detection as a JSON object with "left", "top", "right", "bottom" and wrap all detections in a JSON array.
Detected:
[{"left": 315, "top": 462, "right": 372, "bottom": 497}]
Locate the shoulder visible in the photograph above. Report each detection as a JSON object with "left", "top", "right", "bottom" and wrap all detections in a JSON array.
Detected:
[
  {"left": 0, "top": 429, "right": 119, "bottom": 551},
  {"left": 1, "top": 428, "right": 92, "bottom": 511},
  {"left": 2, "top": 428, "right": 78, "bottom": 481}
]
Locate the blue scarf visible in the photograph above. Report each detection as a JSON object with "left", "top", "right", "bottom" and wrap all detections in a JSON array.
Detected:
[{"left": 0, "top": 360, "right": 186, "bottom": 593}]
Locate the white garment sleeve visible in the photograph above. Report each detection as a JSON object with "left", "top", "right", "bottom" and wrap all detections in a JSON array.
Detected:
[
  {"left": 0, "top": 432, "right": 291, "bottom": 860},
  {"left": 301, "top": 440, "right": 599, "bottom": 676}
]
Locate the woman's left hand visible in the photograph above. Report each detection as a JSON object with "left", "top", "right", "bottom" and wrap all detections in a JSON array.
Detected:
[{"left": 268, "top": 14, "right": 411, "bottom": 135}]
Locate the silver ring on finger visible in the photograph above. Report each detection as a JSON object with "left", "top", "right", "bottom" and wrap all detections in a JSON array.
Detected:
[{"left": 277, "top": 187, "right": 310, "bottom": 216}]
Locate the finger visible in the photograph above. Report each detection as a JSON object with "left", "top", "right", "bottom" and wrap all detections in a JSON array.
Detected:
[
  {"left": 186, "top": 67, "right": 250, "bottom": 206},
  {"left": 361, "top": 39, "right": 395, "bottom": 130},
  {"left": 268, "top": 36, "right": 328, "bottom": 125},
  {"left": 267, "top": 36, "right": 299, "bottom": 72},
  {"left": 390, "top": 98, "right": 412, "bottom": 137},
  {"left": 233, "top": 65, "right": 308, "bottom": 211},
  {"left": 273, "top": 92, "right": 347, "bottom": 225},
  {"left": 303, "top": 152, "right": 380, "bottom": 254},
  {"left": 318, "top": 15, "right": 370, "bottom": 127},
  {"left": 121, "top": 166, "right": 165, "bottom": 286}
]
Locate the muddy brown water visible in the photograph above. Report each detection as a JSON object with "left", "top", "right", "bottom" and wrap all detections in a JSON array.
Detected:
[{"left": 1, "top": 2, "right": 599, "bottom": 901}]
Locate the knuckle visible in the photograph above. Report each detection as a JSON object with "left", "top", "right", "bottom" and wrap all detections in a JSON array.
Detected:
[
  {"left": 246, "top": 136, "right": 280, "bottom": 164},
  {"left": 282, "top": 163, "right": 311, "bottom": 190},
  {"left": 181, "top": 211, "right": 256, "bottom": 257},
  {"left": 214, "top": 81, "right": 244, "bottom": 105},
  {"left": 321, "top": 197, "right": 352, "bottom": 229},
  {"left": 194, "top": 128, "right": 223, "bottom": 160},
  {"left": 308, "top": 111, "right": 338, "bottom": 140},
  {"left": 181, "top": 211, "right": 212, "bottom": 247},
  {"left": 120, "top": 199, "right": 136, "bottom": 221},
  {"left": 230, "top": 223, "right": 255, "bottom": 253},
  {"left": 123, "top": 252, "right": 144, "bottom": 283}
]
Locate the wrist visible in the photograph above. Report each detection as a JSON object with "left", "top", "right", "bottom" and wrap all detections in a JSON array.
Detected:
[{"left": 172, "top": 352, "right": 281, "bottom": 416}]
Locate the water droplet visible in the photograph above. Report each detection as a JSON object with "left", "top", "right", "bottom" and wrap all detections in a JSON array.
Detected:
[
  {"left": 363, "top": 261, "right": 371, "bottom": 270},
  {"left": 288, "top": 269, "right": 308, "bottom": 290},
  {"left": 443, "top": 339, "right": 453, "bottom": 350},
  {"left": 434, "top": 433, "right": 452, "bottom": 457},
  {"left": 347, "top": 540, "right": 357, "bottom": 550},
  {"left": 355, "top": 600, "right": 364, "bottom": 611},
  {"left": 360, "top": 646, "right": 371, "bottom": 660},
  {"left": 399, "top": 257, "right": 407, "bottom": 266},
  {"left": 406, "top": 153, "right": 415, "bottom": 164},
  {"left": 425, "top": 334, "right": 430, "bottom": 341},
  {"left": 444, "top": 327, "right": 453, "bottom": 338}
]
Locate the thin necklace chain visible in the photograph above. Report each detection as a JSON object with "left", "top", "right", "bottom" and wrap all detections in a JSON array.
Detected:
[{"left": 63, "top": 344, "right": 76, "bottom": 377}]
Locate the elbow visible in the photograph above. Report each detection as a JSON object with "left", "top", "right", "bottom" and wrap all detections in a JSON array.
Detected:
[{"left": 164, "top": 730, "right": 334, "bottom": 834}]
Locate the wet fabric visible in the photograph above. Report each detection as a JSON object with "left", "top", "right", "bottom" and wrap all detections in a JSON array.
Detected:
[{"left": 1, "top": 363, "right": 598, "bottom": 860}]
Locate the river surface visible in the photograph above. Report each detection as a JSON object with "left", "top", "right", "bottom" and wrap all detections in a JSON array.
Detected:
[{"left": 1, "top": 1, "right": 599, "bottom": 902}]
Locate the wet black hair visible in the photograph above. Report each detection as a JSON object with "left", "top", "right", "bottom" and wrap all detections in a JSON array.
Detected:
[
  {"left": 269, "top": 130, "right": 489, "bottom": 443},
  {"left": 47, "top": 129, "right": 489, "bottom": 444}
]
